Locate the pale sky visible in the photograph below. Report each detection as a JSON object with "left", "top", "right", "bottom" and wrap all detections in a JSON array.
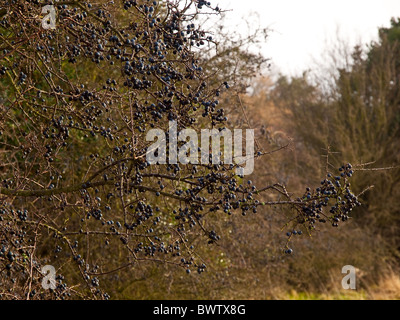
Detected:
[{"left": 219, "top": 0, "right": 400, "bottom": 76}]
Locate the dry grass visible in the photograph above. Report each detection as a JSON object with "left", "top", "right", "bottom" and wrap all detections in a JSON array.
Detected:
[
  {"left": 262, "top": 270, "right": 400, "bottom": 300},
  {"left": 367, "top": 271, "right": 400, "bottom": 300}
]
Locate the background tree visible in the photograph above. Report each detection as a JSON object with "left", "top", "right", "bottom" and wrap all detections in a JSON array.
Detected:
[
  {"left": 232, "top": 18, "right": 400, "bottom": 297},
  {"left": 271, "top": 18, "right": 400, "bottom": 250}
]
